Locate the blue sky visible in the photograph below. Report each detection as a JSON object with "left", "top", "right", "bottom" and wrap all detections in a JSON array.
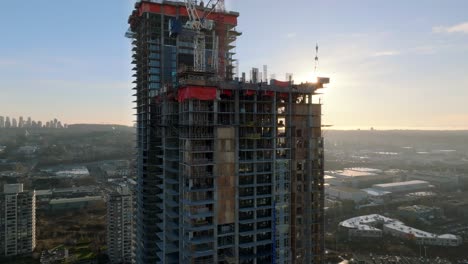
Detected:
[{"left": 1, "top": 0, "right": 467, "bottom": 129}]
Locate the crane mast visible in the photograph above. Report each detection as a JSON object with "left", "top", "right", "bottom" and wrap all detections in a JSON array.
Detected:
[{"left": 184, "top": 0, "right": 221, "bottom": 72}]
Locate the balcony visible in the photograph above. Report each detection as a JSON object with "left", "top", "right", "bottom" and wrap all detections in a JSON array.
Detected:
[
  {"left": 187, "top": 180, "right": 214, "bottom": 191},
  {"left": 189, "top": 243, "right": 215, "bottom": 258},
  {"left": 187, "top": 206, "right": 213, "bottom": 218},
  {"left": 185, "top": 217, "right": 214, "bottom": 231}
]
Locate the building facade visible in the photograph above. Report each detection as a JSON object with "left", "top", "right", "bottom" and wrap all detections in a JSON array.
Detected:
[
  {"left": 0, "top": 184, "right": 36, "bottom": 256},
  {"left": 128, "top": 1, "right": 328, "bottom": 263},
  {"left": 107, "top": 186, "right": 134, "bottom": 264}
]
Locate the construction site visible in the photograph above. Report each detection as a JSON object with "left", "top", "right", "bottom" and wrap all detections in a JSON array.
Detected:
[{"left": 127, "top": 0, "right": 329, "bottom": 263}]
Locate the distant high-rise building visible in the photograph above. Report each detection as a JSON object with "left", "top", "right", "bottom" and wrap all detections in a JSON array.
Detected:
[
  {"left": 45, "top": 121, "right": 50, "bottom": 128},
  {"left": 0, "top": 184, "right": 36, "bottom": 256},
  {"left": 26, "top": 117, "right": 32, "bottom": 128},
  {"left": 128, "top": 1, "right": 328, "bottom": 263},
  {"left": 0, "top": 116, "right": 4, "bottom": 128},
  {"left": 107, "top": 185, "right": 134, "bottom": 264},
  {"left": 57, "top": 121, "right": 63, "bottom": 129},
  {"left": 37, "top": 121, "right": 42, "bottom": 128},
  {"left": 286, "top": 73, "right": 293, "bottom": 83},
  {"left": 12, "top": 118, "right": 17, "bottom": 128},
  {"left": 5, "top": 117, "right": 11, "bottom": 128},
  {"left": 19, "top": 116, "right": 24, "bottom": 128}
]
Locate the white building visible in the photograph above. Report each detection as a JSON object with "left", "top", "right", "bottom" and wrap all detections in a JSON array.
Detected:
[
  {"left": 384, "top": 223, "right": 462, "bottom": 246},
  {"left": 0, "top": 184, "right": 36, "bottom": 256},
  {"left": 339, "top": 214, "right": 396, "bottom": 238},
  {"left": 372, "top": 180, "right": 431, "bottom": 193},
  {"left": 326, "top": 167, "right": 396, "bottom": 188},
  {"left": 339, "top": 214, "right": 462, "bottom": 246},
  {"left": 107, "top": 185, "right": 134, "bottom": 264},
  {"left": 361, "top": 188, "right": 392, "bottom": 204},
  {"left": 326, "top": 185, "right": 368, "bottom": 203}
]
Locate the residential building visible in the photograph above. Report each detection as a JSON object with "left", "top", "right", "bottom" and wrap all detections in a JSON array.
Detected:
[
  {"left": 0, "top": 184, "right": 36, "bottom": 256},
  {"left": 5, "top": 117, "right": 11, "bottom": 128},
  {"left": 128, "top": 1, "right": 328, "bottom": 263},
  {"left": 107, "top": 185, "right": 134, "bottom": 264}
]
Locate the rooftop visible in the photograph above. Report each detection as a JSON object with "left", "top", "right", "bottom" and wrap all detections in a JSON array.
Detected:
[
  {"left": 373, "top": 180, "right": 429, "bottom": 188},
  {"left": 347, "top": 167, "right": 383, "bottom": 173},
  {"left": 361, "top": 188, "right": 392, "bottom": 196},
  {"left": 340, "top": 214, "right": 460, "bottom": 240},
  {"left": 329, "top": 185, "right": 366, "bottom": 194},
  {"left": 49, "top": 196, "right": 102, "bottom": 205}
]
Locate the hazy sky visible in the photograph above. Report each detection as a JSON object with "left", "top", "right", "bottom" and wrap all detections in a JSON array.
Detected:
[{"left": 1, "top": 0, "right": 467, "bottom": 129}]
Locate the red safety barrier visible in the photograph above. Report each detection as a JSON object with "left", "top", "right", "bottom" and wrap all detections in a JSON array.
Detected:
[
  {"left": 177, "top": 86, "right": 217, "bottom": 102},
  {"left": 138, "top": 2, "right": 238, "bottom": 25},
  {"left": 222, "top": 90, "right": 232, "bottom": 96},
  {"left": 245, "top": 90, "right": 255, "bottom": 96}
]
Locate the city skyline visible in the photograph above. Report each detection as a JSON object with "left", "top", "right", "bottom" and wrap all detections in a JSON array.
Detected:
[
  {"left": 1, "top": 0, "right": 468, "bottom": 129},
  {"left": 0, "top": 115, "right": 65, "bottom": 128}
]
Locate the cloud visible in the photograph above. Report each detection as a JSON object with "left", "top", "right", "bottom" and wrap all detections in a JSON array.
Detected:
[
  {"left": 372, "top": 50, "right": 401, "bottom": 57},
  {"left": 433, "top": 22, "right": 468, "bottom": 34}
]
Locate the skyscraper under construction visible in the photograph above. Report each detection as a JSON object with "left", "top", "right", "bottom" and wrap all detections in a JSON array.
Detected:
[{"left": 128, "top": 1, "right": 329, "bottom": 263}]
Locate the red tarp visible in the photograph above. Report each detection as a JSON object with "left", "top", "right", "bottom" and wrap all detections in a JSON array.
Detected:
[
  {"left": 272, "top": 79, "right": 290, "bottom": 88},
  {"left": 263, "top": 91, "right": 274, "bottom": 97},
  {"left": 177, "top": 86, "right": 217, "bottom": 102},
  {"left": 279, "top": 93, "right": 289, "bottom": 99},
  {"left": 245, "top": 90, "right": 255, "bottom": 96},
  {"left": 222, "top": 90, "right": 232, "bottom": 96},
  {"left": 138, "top": 3, "right": 238, "bottom": 25}
]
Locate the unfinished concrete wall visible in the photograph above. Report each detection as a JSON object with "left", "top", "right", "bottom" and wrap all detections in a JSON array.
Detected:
[{"left": 215, "top": 127, "right": 236, "bottom": 224}]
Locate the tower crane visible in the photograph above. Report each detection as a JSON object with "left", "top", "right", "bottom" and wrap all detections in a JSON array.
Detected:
[{"left": 183, "top": 0, "right": 222, "bottom": 72}]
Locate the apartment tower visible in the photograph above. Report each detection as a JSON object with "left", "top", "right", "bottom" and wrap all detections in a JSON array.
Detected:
[
  {"left": 107, "top": 185, "right": 135, "bottom": 264},
  {"left": 128, "top": 1, "right": 328, "bottom": 263},
  {"left": 0, "top": 184, "right": 36, "bottom": 256}
]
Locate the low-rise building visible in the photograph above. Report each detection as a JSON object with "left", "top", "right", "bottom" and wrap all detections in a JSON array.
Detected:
[
  {"left": 326, "top": 167, "right": 396, "bottom": 188},
  {"left": 384, "top": 223, "right": 462, "bottom": 247},
  {"left": 361, "top": 188, "right": 392, "bottom": 204},
  {"left": 48, "top": 196, "right": 102, "bottom": 211},
  {"left": 326, "top": 185, "right": 368, "bottom": 203},
  {"left": 371, "top": 180, "right": 431, "bottom": 193},
  {"left": 339, "top": 214, "right": 394, "bottom": 238},
  {"left": 339, "top": 214, "right": 462, "bottom": 247}
]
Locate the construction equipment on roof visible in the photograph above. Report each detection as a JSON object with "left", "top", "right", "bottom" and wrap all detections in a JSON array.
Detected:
[{"left": 184, "top": 0, "right": 222, "bottom": 72}]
